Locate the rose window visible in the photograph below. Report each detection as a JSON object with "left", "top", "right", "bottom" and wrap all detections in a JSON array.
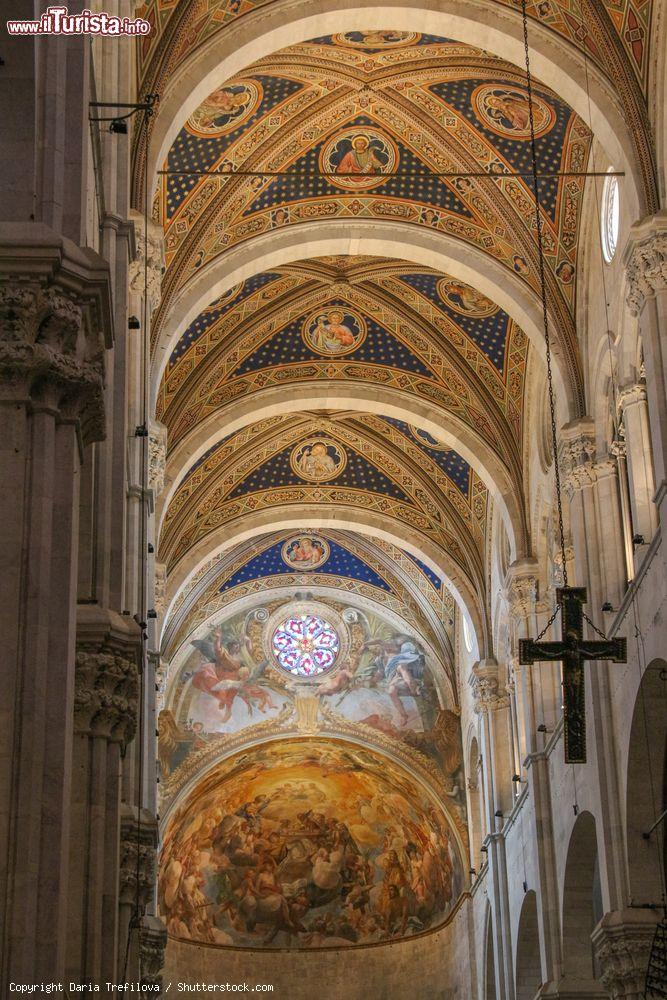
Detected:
[{"left": 272, "top": 614, "right": 340, "bottom": 677}]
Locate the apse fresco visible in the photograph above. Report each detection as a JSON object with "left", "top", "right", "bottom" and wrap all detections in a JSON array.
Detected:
[
  {"left": 159, "top": 602, "right": 465, "bottom": 824},
  {"left": 159, "top": 740, "right": 464, "bottom": 948}
]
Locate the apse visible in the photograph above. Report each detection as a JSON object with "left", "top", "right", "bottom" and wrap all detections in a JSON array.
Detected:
[{"left": 159, "top": 738, "right": 465, "bottom": 949}]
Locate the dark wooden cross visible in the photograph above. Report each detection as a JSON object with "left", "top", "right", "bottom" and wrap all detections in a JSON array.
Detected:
[{"left": 519, "top": 587, "right": 627, "bottom": 763}]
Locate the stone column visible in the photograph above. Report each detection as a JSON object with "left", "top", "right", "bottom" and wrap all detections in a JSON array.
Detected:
[
  {"left": 118, "top": 805, "right": 160, "bottom": 980},
  {"left": 504, "top": 561, "right": 562, "bottom": 986},
  {"left": 0, "top": 228, "right": 112, "bottom": 986},
  {"left": 624, "top": 212, "right": 667, "bottom": 529},
  {"left": 558, "top": 420, "right": 628, "bottom": 912},
  {"left": 617, "top": 381, "right": 658, "bottom": 550},
  {"left": 592, "top": 908, "right": 659, "bottom": 999},
  {"left": 67, "top": 606, "right": 140, "bottom": 985},
  {"left": 470, "top": 659, "right": 515, "bottom": 1000}
]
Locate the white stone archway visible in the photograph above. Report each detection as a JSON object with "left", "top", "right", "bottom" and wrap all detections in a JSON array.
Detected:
[
  {"left": 157, "top": 382, "right": 528, "bottom": 560},
  {"left": 142, "top": 0, "right": 642, "bottom": 220},
  {"left": 162, "top": 505, "right": 490, "bottom": 656},
  {"left": 152, "top": 223, "right": 575, "bottom": 417}
]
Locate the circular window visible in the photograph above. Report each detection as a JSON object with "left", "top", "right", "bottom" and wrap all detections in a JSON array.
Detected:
[
  {"left": 601, "top": 169, "right": 620, "bottom": 264},
  {"left": 272, "top": 613, "right": 340, "bottom": 677}
]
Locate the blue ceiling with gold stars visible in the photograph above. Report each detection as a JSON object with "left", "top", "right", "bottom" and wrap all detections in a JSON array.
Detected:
[
  {"left": 218, "top": 535, "right": 391, "bottom": 593},
  {"left": 227, "top": 437, "right": 410, "bottom": 502},
  {"left": 380, "top": 418, "right": 471, "bottom": 494}
]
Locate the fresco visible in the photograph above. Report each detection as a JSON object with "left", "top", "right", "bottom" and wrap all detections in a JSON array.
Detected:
[
  {"left": 158, "top": 603, "right": 465, "bottom": 826},
  {"left": 158, "top": 609, "right": 294, "bottom": 777},
  {"left": 159, "top": 740, "right": 464, "bottom": 948}
]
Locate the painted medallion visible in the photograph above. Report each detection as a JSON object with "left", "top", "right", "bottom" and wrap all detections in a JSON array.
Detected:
[
  {"left": 291, "top": 439, "right": 347, "bottom": 482},
  {"left": 471, "top": 85, "right": 555, "bottom": 139},
  {"left": 302, "top": 306, "right": 367, "bottom": 356},
  {"left": 320, "top": 128, "right": 398, "bottom": 191},
  {"left": 186, "top": 80, "right": 262, "bottom": 137},
  {"left": 281, "top": 534, "right": 330, "bottom": 570},
  {"left": 437, "top": 278, "right": 497, "bottom": 318},
  {"left": 333, "top": 30, "right": 421, "bottom": 48}
]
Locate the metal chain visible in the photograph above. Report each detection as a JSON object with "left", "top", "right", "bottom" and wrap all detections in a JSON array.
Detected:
[
  {"left": 535, "top": 603, "right": 561, "bottom": 640},
  {"left": 520, "top": 0, "right": 568, "bottom": 588},
  {"left": 582, "top": 610, "right": 609, "bottom": 640}
]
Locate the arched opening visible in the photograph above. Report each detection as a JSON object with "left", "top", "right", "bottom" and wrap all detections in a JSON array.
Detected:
[
  {"left": 626, "top": 659, "right": 667, "bottom": 906},
  {"left": 515, "top": 890, "right": 542, "bottom": 1000},
  {"left": 485, "top": 905, "right": 498, "bottom": 1000},
  {"left": 561, "top": 810, "right": 604, "bottom": 984}
]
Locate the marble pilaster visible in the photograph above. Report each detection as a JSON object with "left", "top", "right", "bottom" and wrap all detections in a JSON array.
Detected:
[
  {"left": 66, "top": 605, "right": 140, "bottom": 985},
  {"left": 0, "top": 226, "right": 112, "bottom": 987},
  {"left": 624, "top": 212, "right": 667, "bottom": 529},
  {"left": 617, "top": 381, "right": 658, "bottom": 550}
]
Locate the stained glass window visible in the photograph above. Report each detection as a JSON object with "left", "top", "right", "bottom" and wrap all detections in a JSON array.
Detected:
[{"left": 272, "top": 613, "right": 340, "bottom": 677}]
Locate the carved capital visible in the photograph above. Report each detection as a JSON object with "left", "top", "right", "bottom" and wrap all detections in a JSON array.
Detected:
[
  {"left": 119, "top": 805, "right": 159, "bottom": 909},
  {"left": 504, "top": 560, "right": 540, "bottom": 618},
  {"left": 559, "top": 417, "right": 597, "bottom": 493},
  {"left": 148, "top": 419, "right": 167, "bottom": 497},
  {"left": 75, "top": 607, "right": 140, "bottom": 746},
  {"left": 139, "top": 914, "right": 167, "bottom": 987},
  {"left": 0, "top": 283, "right": 106, "bottom": 443},
  {"left": 592, "top": 908, "right": 658, "bottom": 998},
  {"left": 624, "top": 213, "right": 667, "bottom": 317},
  {"left": 469, "top": 657, "right": 508, "bottom": 714},
  {"left": 0, "top": 227, "right": 113, "bottom": 444},
  {"left": 617, "top": 381, "right": 648, "bottom": 412},
  {"left": 129, "top": 216, "right": 165, "bottom": 313}
]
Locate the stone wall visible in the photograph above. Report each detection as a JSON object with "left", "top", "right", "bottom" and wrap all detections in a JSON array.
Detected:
[{"left": 165, "top": 902, "right": 473, "bottom": 999}]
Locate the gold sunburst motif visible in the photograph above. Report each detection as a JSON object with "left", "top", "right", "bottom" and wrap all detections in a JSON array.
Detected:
[{"left": 290, "top": 438, "right": 347, "bottom": 482}]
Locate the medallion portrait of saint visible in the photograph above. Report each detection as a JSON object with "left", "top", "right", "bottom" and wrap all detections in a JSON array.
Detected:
[
  {"left": 291, "top": 439, "right": 347, "bottom": 483},
  {"left": 437, "top": 278, "right": 497, "bottom": 318},
  {"left": 302, "top": 306, "right": 367, "bottom": 356},
  {"left": 186, "top": 81, "right": 262, "bottom": 137},
  {"left": 281, "top": 534, "right": 330, "bottom": 570},
  {"left": 472, "top": 85, "right": 555, "bottom": 139},
  {"left": 321, "top": 129, "right": 398, "bottom": 191},
  {"left": 334, "top": 30, "right": 420, "bottom": 48}
]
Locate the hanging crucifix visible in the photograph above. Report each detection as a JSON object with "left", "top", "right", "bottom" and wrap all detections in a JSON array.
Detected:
[{"left": 519, "top": 587, "right": 627, "bottom": 763}]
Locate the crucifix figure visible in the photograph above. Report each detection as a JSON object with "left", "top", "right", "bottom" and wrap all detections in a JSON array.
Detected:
[{"left": 519, "top": 587, "right": 627, "bottom": 763}]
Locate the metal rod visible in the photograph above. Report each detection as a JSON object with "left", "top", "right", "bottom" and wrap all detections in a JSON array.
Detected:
[
  {"left": 158, "top": 168, "right": 624, "bottom": 179},
  {"left": 642, "top": 806, "right": 667, "bottom": 839}
]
